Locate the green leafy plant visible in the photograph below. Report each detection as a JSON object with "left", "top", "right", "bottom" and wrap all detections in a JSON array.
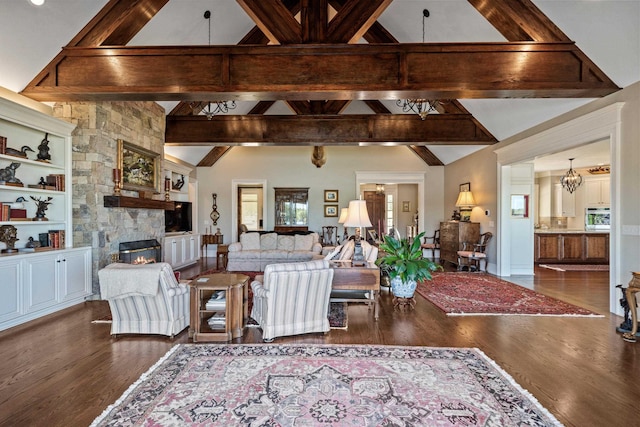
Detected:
[{"left": 376, "top": 231, "right": 442, "bottom": 283}]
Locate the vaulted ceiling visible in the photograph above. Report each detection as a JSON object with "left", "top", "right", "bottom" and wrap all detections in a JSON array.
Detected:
[{"left": 2, "top": 0, "right": 637, "bottom": 168}]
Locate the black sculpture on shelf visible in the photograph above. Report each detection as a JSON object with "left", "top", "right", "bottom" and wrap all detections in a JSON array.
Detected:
[
  {"left": 5, "top": 145, "right": 34, "bottom": 159},
  {"left": 30, "top": 196, "right": 53, "bottom": 221},
  {"left": 25, "top": 236, "right": 41, "bottom": 248},
  {"left": 0, "top": 162, "right": 22, "bottom": 184},
  {"left": 172, "top": 174, "right": 185, "bottom": 190},
  {"left": 0, "top": 225, "right": 19, "bottom": 253},
  {"left": 37, "top": 133, "right": 51, "bottom": 162}
]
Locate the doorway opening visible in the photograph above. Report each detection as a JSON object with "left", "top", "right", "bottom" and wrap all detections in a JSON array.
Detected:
[{"left": 232, "top": 179, "right": 267, "bottom": 242}]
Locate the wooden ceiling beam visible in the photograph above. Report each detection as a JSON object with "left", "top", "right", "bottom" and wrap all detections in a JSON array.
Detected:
[
  {"left": 236, "top": 0, "right": 301, "bottom": 44},
  {"left": 408, "top": 146, "right": 445, "bottom": 166},
  {"left": 326, "top": 0, "right": 393, "bottom": 43},
  {"left": 301, "top": 0, "right": 328, "bottom": 43},
  {"left": 165, "top": 114, "right": 497, "bottom": 145},
  {"left": 468, "top": 0, "right": 570, "bottom": 42},
  {"left": 197, "top": 146, "right": 232, "bottom": 167},
  {"left": 21, "top": 43, "right": 620, "bottom": 101}
]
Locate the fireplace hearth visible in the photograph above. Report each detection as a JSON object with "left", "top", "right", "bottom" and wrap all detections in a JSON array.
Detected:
[{"left": 119, "top": 239, "right": 161, "bottom": 264}]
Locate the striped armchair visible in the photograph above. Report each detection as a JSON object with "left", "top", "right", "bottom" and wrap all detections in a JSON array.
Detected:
[
  {"left": 251, "top": 259, "right": 334, "bottom": 342},
  {"left": 98, "top": 262, "right": 190, "bottom": 338}
]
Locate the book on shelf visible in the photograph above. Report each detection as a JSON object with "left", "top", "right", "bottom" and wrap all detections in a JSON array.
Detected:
[
  {"left": 0, "top": 136, "right": 6, "bottom": 154},
  {"left": 45, "top": 174, "right": 65, "bottom": 191},
  {"left": 41, "top": 230, "right": 65, "bottom": 249}
]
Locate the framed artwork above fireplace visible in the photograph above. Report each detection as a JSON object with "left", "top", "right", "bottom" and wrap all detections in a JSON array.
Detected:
[{"left": 118, "top": 139, "right": 160, "bottom": 193}]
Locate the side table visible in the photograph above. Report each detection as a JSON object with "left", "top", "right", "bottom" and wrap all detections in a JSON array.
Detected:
[
  {"left": 190, "top": 273, "right": 249, "bottom": 342},
  {"left": 201, "top": 234, "right": 224, "bottom": 258},
  {"left": 217, "top": 244, "right": 229, "bottom": 270}
]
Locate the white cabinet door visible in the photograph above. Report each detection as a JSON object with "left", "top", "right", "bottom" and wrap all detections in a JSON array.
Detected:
[
  {"left": 23, "top": 254, "right": 59, "bottom": 314},
  {"left": 553, "top": 184, "right": 576, "bottom": 217},
  {"left": 60, "top": 248, "right": 91, "bottom": 301},
  {"left": 0, "top": 259, "right": 22, "bottom": 324},
  {"left": 164, "top": 235, "right": 199, "bottom": 268},
  {"left": 585, "top": 177, "right": 610, "bottom": 206}
]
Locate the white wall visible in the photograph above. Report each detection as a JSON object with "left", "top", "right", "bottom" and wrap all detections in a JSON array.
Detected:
[{"left": 196, "top": 145, "right": 444, "bottom": 243}]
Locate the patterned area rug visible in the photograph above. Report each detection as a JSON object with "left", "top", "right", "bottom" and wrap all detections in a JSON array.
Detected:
[
  {"left": 539, "top": 264, "right": 609, "bottom": 272},
  {"left": 90, "top": 344, "right": 563, "bottom": 426},
  {"left": 416, "top": 272, "right": 602, "bottom": 317}
]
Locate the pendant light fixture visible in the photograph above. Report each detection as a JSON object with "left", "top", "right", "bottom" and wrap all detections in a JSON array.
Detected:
[
  {"left": 198, "top": 10, "right": 236, "bottom": 120},
  {"left": 396, "top": 9, "right": 443, "bottom": 120},
  {"left": 560, "top": 158, "right": 583, "bottom": 194}
]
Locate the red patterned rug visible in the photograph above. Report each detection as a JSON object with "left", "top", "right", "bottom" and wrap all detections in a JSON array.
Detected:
[
  {"left": 90, "top": 344, "right": 562, "bottom": 426},
  {"left": 416, "top": 272, "right": 602, "bottom": 317}
]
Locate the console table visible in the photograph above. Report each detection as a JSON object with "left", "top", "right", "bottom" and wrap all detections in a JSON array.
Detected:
[
  {"left": 330, "top": 260, "right": 380, "bottom": 319},
  {"left": 201, "top": 234, "right": 223, "bottom": 258}
]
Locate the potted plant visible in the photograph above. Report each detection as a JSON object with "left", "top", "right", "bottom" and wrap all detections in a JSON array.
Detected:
[{"left": 376, "top": 231, "right": 442, "bottom": 298}]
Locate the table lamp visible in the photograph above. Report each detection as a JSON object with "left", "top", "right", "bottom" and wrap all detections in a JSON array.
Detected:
[
  {"left": 456, "top": 191, "right": 476, "bottom": 221},
  {"left": 344, "top": 199, "right": 372, "bottom": 265},
  {"left": 338, "top": 207, "right": 349, "bottom": 243}
]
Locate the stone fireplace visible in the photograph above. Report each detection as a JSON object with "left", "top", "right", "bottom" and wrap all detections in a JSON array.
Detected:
[{"left": 119, "top": 239, "right": 161, "bottom": 264}]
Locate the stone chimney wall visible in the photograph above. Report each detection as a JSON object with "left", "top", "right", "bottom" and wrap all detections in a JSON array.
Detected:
[{"left": 53, "top": 101, "right": 166, "bottom": 294}]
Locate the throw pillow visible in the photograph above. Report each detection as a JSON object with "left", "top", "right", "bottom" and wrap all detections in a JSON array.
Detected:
[
  {"left": 294, "top": 234, "right": 314, "bottom": 251},
  {"left": 260, "top": 233, "right": 278, "bottom": 250},
  {"left": 240, "top": 232, "right": 261, "bottom": 250},
  {"left": 277, "top": 235, "right": 295, "bottom": 251}
]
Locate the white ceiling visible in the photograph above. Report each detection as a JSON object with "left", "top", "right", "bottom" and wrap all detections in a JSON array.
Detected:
[{"left": 1, "top": 0, "right": 638, "bottom": 166}]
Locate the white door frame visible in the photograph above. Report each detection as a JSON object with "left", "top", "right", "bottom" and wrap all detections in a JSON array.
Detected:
[
  {"left": 231, "top": 179, "right": 268, "bottom": 243},
  {"left": 494, "top": 103, "right": 623, "bottom": 314}
]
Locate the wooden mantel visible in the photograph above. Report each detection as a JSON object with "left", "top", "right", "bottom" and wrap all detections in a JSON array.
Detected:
[{"left": 104, "top": 195, "right": 174, "bottom": 210}]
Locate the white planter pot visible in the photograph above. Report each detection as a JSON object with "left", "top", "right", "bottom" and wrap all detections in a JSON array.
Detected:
[{"left": 390, "top": 276, "right": 417, "bottom": 298}]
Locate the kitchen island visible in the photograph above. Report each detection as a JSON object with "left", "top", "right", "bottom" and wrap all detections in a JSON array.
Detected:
[{"left": 534, "top": 229, "right": 609, "bottom": 264}]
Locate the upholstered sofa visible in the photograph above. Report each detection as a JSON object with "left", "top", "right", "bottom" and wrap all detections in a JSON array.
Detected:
[
  {"left": 227, "top": 231, "right": 323, "bottom": 272},
  {"left": 98, "top": 262, "right": 190, "bottom": 338},
  {"left": 251, "top": 259, "right": 334, "bottom": 341}
]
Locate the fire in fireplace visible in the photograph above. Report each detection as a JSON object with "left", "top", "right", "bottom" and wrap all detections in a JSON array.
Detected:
[{"left": 119, "top": 239, "right": 162, "bottom": 264}]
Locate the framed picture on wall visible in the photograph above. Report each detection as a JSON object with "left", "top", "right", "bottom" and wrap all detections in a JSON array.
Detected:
[
  {"left": 324, "top": 190, "right": 338, "bottom": 202},
  {"left": 402, "top": 201, "right": 410, "bottom": 212},
  {"left": 511, "top": 194, "right": 529, "bottom": 218},
  {"left": 459, "top": 182, "right": 471, "bottom": 192},
  {"left": 118, "top": 139, "right": 160, "bottom": 192},
  {"left": 324, "top": 205, "right": 338, "bottom": 217}
]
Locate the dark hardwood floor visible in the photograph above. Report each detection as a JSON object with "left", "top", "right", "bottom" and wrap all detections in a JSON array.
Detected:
[{"left": 1, "top": 259, "right": 637, "bottom": 427}]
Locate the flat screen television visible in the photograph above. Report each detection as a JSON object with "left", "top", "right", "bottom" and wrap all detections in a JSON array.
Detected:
[{"left": 165, "top": 201, "right": 192, "bottom": 233}]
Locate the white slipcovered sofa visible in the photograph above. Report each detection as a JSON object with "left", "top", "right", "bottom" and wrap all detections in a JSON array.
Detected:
[
  {"left": 227, "top": 231, "right": 323, "bottom": 272},
  {"left": 251, "top": 259, "right": 334, "bottom": 342},
  {"left": 98, "top": 262, "right": 190, "bottom": 338}
]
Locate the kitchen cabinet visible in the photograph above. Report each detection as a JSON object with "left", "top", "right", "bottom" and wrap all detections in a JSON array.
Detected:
[
  {"left": 534, "top": 232, "right": 609, "bottom": 264},
  {"left": 439, "top": 221, "right": 480, "bottom": 267},
  {"left": 585, "top": 176, "right": 610, "bottom": 207},
  {"left": 553, "top": 184, "right": 575, "bottom": 217}
]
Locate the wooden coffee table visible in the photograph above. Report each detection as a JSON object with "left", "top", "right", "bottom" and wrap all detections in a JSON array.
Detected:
[
  {"left": 329, "top": 260, "right": 380, "bottom": 319},
  {"left": 189, "top": 273, "right": 249, "bottom": 342}
]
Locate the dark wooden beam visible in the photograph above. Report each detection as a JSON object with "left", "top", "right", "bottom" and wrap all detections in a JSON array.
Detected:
[
  {"left": 468, "top": 0, "right": 570, "bottom": 42},
  {"left": 21, "top": 43, "right": 620, "bottom": 101},
  {"left": 364, "top": 100, "right": 391, "bottom": 114},
  {"left": 165, "top": 114, "right": 497, "bottom": 145},
  {"left": 69, "top": 0, "right": 169, "bottom": 47},
  {"left": 236, "top": 0, "right": 301, "bottom": 44},
  {"left": 248, "top": 101, "right": 276, "bottom": 115},
  {"left": 326, "top": 0, "right": 393, "bottom": 43},
  {"left": 301, "top": 0, "right": 328, "bottom": 43},
  {"left": 408, "top": 146, "right": 445, "bottom": 166},
  {"left": 197, "top": 146, "right": 233, "bottom": 167}
]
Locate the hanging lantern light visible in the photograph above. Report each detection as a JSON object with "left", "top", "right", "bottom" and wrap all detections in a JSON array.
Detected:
[{"left": 560, "top": 158, "right": 583, "bottom": 194}]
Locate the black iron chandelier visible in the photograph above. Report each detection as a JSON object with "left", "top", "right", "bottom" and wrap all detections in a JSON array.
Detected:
[{"left": 560, "top": 158, "right": 583, "bottom": 194}]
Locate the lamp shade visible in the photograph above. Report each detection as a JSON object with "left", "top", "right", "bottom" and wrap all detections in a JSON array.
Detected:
[
  {"left": 344, "top": 200, "right": 372, "bottom": 228},
  {"left": 455, "top": 191, "right": 476, "bottom": 207},
  {"left": 338, "top": 207, "right": 349, "bottom": 224}
]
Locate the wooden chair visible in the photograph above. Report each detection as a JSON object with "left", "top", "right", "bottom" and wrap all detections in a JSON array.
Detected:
[
  {"left": 457, "top": 232, "right": 493, "bottom": 272},
  {"left": 420, "top": 229, "right": 440, "bottom": 260},
  {"left": 321, "top": 225, "right": 337, "bottom": 247}
]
